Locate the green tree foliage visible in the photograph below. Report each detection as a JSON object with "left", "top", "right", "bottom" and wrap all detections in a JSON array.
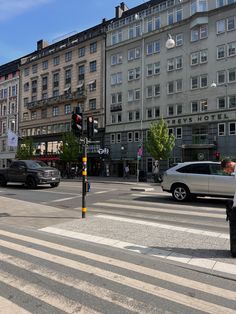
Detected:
[
  {"left": 146, "top": 119, "right": 175, "bottom": 161},
  {"left": 59, "top": 132, "right": 80, "bottom": 163},
  {"left": 16, "top": 137, "right": 34, "bottom": 160}
]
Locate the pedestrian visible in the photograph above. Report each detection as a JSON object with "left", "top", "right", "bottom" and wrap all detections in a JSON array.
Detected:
[
  {"left": 221, "top": 158, "right": 236, "bottom": 207},
  {"left": 152, "top": 161, "right": 159, "bottom": 183},
  {"left": 124, "top": 165, "right": 130, "bottom": 179}
]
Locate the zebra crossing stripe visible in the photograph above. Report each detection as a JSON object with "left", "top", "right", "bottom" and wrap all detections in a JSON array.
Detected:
[
  {"left": 92, "top": 202, "right": 225, "bottom": 218},
  {"left": 1, "top": 230, "right": 236, "bottom": 302},
  {"left": 0, "top": 252, "right": 158, "bottom": 314},
  {"left": 1, "top": 238, "right": 236, "bottom": 314},
  {"left": 0, "top": 296, "right": 31, "bottom": 314}
]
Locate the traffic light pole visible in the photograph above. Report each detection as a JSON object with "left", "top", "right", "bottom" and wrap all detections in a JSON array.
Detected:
[{"left": 82, "top": 138, "right": 88, "bottom": 218}]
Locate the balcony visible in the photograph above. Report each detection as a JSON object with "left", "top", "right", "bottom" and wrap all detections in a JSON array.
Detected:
[
  {"left": 27, "top": 90, "right": 87, "bottom": 110},
  {"left": 110, "top": 104, "right": 122, "bottom": 112}
]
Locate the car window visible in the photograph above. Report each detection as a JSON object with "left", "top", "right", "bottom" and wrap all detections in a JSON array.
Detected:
[
  {"left": 177, "top": 163, "right": 210, "bottom": 174},
  {"left": 10, "top": 162, "right": 20, "bottom": 169},
  {"left": 210, "top": 164, "right": 232, "bottom": 176},
  {"left": 26, "top": 161, "right": 48, "bottom": 168}
]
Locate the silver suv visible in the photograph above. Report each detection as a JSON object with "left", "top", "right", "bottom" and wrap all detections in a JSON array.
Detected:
[{"left": 161, "top": 161, "right": 235, "bottom": 201}]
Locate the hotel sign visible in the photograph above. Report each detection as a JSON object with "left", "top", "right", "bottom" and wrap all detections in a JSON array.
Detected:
[{"left": 166, "top": 110, "right": 236, "bottom": 127}]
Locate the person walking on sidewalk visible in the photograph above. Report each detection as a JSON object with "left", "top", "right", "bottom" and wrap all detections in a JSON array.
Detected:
[
  {"left": 123, "top": 165, "right": 130, "bottom": 179},
  {"left": 221, "top": 158, "right": 236, "bottom": 207}
]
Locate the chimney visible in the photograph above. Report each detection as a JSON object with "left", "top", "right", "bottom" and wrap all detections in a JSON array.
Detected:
[
  {"left": 37, "top": 39, "right": 49, "bottom": 51},
  {"left": 120, "top": 2, "right": 129, "bottom": 12}
]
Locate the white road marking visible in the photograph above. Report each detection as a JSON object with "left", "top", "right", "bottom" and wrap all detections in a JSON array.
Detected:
[
  {"left": 37, "top": 190, "right": 78, "bottom": 196},
  {"left": 1, "top": 233, "right": 235, "bottom": 313},
  {"left": 0, "top": 296, "right": 31, "bottom": 314},
  {"left": 45, "top": 195, "right": 81, "bottom": 203},
  {"left": 92, "top": 202, "right": 226, "bottom": 219},
  {"left": 94, "top": 190, "right": 111, "bottom": 194},
  {"left": 40, "top": 227, "right": 235, "bottom": 276},
  {"left": 95, "top": 214, "right": 228, "bottom": 238},
  {"left": 0, "top": 252, "right": 157, "bottom": 314},
  {"left": 2, "top": 229, "right": 235, "bottom": 300},
  {"left": 0, "top": 269, "right": 97, "bottom": 314}
]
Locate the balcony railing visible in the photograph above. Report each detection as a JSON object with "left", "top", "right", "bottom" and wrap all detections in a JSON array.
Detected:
[
  {"left": 110, "top": 104, "right": 122, "bottom": 112},
  {"left": 27, "top": 90, "right": 87, "bottom": 110}
]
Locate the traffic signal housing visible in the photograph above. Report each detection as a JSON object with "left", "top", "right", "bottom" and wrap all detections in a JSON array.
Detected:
[
  {"left": 87, "top": 116, "right": 98, "bottom": 140},
  {"left": 71, "top": 107, "right": 83, "bottom": 136}
]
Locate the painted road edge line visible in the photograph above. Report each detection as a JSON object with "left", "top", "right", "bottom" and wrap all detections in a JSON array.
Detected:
[{"left": 40, "top": 226, "right": 236, "bottom": 276}]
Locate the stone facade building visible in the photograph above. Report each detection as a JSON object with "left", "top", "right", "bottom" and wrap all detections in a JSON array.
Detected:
[
  {"left": 19, "top": 23, "right": 107, "bottom": 174},
  {"left": 0, "top": 60, "right": 20, "bottom": 167},
  {"left": 105, "top": 0, "right": 236, "bottom": 176}
]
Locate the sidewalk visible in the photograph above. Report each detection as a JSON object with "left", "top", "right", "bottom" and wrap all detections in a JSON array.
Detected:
[{"left": 1, "top": 196, "right": 235, "bottom": 279}]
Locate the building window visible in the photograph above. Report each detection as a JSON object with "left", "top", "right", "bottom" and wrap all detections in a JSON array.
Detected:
[
  {"left": 229, "top": 122, "right": 236, "bottom": 135},
  {"left": 191, "top": 76, "right": 198, "bottom": 89},
  {"left": 65, "top": 69, "right": 71, "bottom": 85},
  {"left": 146, "top": 86, "right": 153, "bottom": 98},
  {"left": 168, "top": 105, "right": 174, "bottom": 116},
  {"left": 154, "top": 107, "right": 160, "bottom": 117},
  {"left": 229, "top": 95, "right": 236, "bottom": 108},
  {"left": 218, "top": 123, "right": 225, "bottom": 136},
  {"left": 146, "top": 40, "right": 160, "bottom": 55},
  {"left": 32, "top": 64, "right": 37, "bottom": 74},
  {"left": 128, "top": 47, "right": 141, "bottom": 61},
  {"left": 52, "top": 106, "right": 59, "bottom": 117},
  {"left": 127, "top": 132, "right": 133, "bottom": 142},
  {"left": 53, "top": 56, "right": 60, "bottom": 66},
  {"left": 111, "top": 72, "right": 122, "bottom": 85},
  {"left": 135, "top": 111, "right": 140, "bottom": 120},
  {"left": 31, "top": 111, "right": 37, "bottom": 120},
  {"left": 167, "top": 59, "right": 175, "bottom": 71},
  {"left": 176, "top": 80, "right": 182, "bottom": 92},
  {"left": 176, "top": 33, "right": 183, "bottom": 46},
  {"left": 128, "top": 112, "right": 133, "bottom": 121},
  {"left": 218, "top": 97, "right": 226, "bottom": 109},
  {"left": 24, "top": 82, "right": 29, "bottom": 92},
  {"left": 24, "top": 68, "right": 29, "bottom": 76},
  {"left": 65, "top": 51, "right": 72, "bottom": 62},
  {"left": 227, "top": 16, "right": 236, "bottom": 31},
  {"left": 217, "top": 70, "right": 226, "bottom": 84},
  {"left": 147, "top": 108, "right": 153, "bottom": 119},
  {"left": 167, "top": 82, "right": 174, "bottom": 94},
  {"left": 167, "top": 9, "right": 174, "bottom": 25},
  {"left": 32, "top": 80, "right": 37, "bottom": 93},
  {"left": 200, "top": 75, "right": 208, "bottom": 88},
  {"left": 176, "top": 6, "right": 183, "bottom": 22},
  {"left": 42, "top": 60, "right": 48, "bottom": 70},
  {"left": 116, "top": 133, "right": 121, "bottom": 143},
  {"left": 128, "top": 67, "right": 140, "bottom": 81},
  {"left": 217, "top": 45, "right": 225, "bottom": 59},
  {"left": 78, "top": 65, "right": 85, "bottom": 81},
  {"left": 89, "top": 99, "right": 96, "bottom": 110},
  {"left": 228, "top": 42, "right": 236, "bottom": 57},
  {"left": 176, "top": 127, "right": 182, "bottom": 139},
  {"left": 191, "top": 52, "right": 199, "bottom": 65},
  {"left": 191, "top": 101, "right": 198, "bottom": 113},
  {"left": 200, "top": 50, "right": 208, "bottom": 63},
  {"left": 154, "top": 84, "right": 160, "bottom": 96},
  {"left": 42, "top": 76, "right": 48, "bottom": 91},
  {"left": 111, "top": 53, "right": 122, "bottom": 65},
  {"left": 53, "top": 73, "right": 59, "bottom": 88},
  {"left": 200, "top": 99, "right": 208, "bottom": 111},
  {"left": 176, "top": 104, "right": 182, "bottom": 115},
  {"left": 90, "top": 42, "right": 97, "bottom": 53},
  {"left": 228, "top": 68, "right": 236, "bottom": 82},
  {"left": 64, "top": 104, "right": 71, "bottom": 114},
  {"left": 79, "top": 47, "right": 85, "bottom": 57},
  {"left": 176, "top": 56, "right": 183, "bottom": 69},
  {"left": 110, "top": 134, "right": 115, "bottom": 144},
  {"left": 134, "top": 131, "right": 140, "bottom": 142},
  {"left": 88, "top": 80, "right": 96, "bottom": 92},
  {"left": 216, "top": 19, "right": 225, "bottom": 34},
  {"left": 89, "top": 60, "right": 97, "bottom": 72}
]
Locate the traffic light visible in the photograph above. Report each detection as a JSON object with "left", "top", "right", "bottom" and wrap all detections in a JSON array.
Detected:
[
  {"left": 87, "top": 116, "right": 98, "bottom": 139},
  {"left": 71, "top": 107, "right": 83, "bottom": 136}
]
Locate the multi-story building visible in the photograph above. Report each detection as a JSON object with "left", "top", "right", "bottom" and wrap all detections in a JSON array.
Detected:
[
  {"left": 0, "top": 60, "right": 20, "bottom": 167},
  {"left": 19, "top": 22, "right": 107, "bottom": 175},
  {"left": 105, "top": 0, "right": 236, "bottom": 176}
]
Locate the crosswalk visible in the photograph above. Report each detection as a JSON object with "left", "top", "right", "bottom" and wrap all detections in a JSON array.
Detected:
[{"left": 0, "top": 227, "right": 236, "bottom": 313}]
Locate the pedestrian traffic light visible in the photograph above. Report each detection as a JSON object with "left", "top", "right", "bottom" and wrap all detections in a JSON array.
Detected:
[
  {"left": 87, "top": 116, "right": 98, "bottom": 139},
  {"left": 71, "top": 107, "right": 83, "bottom": 136}
]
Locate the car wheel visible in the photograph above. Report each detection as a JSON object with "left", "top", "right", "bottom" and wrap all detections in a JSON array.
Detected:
[
  {"left": 171, "top": 184, "right": 191, "bottom": 202},
  {"left": 0, "top": 175, "right": 7, "bottom": 187},
  {"left": 50, "top": 182, "right": 59, "bottom": 188},
  {"left": 26, "top": 176, "right": 37, "bottom": 189}
]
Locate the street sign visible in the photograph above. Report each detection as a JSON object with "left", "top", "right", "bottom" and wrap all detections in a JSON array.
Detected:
[{"left": 97, "top": 148, "right": 110, "bottom": 155}]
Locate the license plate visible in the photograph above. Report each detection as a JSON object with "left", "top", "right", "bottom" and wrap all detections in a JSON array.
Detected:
[{"left": 51, "top": 178, "right": 56, "bottom": 181}]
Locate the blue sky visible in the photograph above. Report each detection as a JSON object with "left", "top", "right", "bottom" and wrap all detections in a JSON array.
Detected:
[{"left": 0, "top": 0, "right": 144, "bottom": 65}]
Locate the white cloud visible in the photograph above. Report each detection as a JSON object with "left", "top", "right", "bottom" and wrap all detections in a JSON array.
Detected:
[{"left": 0, "top": 0, "right": 53, "bottom": 21}]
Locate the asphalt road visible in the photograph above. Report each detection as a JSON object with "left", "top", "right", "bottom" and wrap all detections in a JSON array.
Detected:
[
  {"left": 0, "top": 179, "right": 230, "bottom": 233},
  {"left": 1, "top": 179, "right": 236, "bottom": 313}
]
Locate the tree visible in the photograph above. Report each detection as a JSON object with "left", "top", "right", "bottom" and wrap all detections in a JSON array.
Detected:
[
  {"left": 146, "top": 119, "right": 175, "bottom": 161},
  {"left": 58, "top": 132, "right": 81, "bottom": 174},
  {"left": 16, "top": 137, "right": 34, "bottom": 160}
]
